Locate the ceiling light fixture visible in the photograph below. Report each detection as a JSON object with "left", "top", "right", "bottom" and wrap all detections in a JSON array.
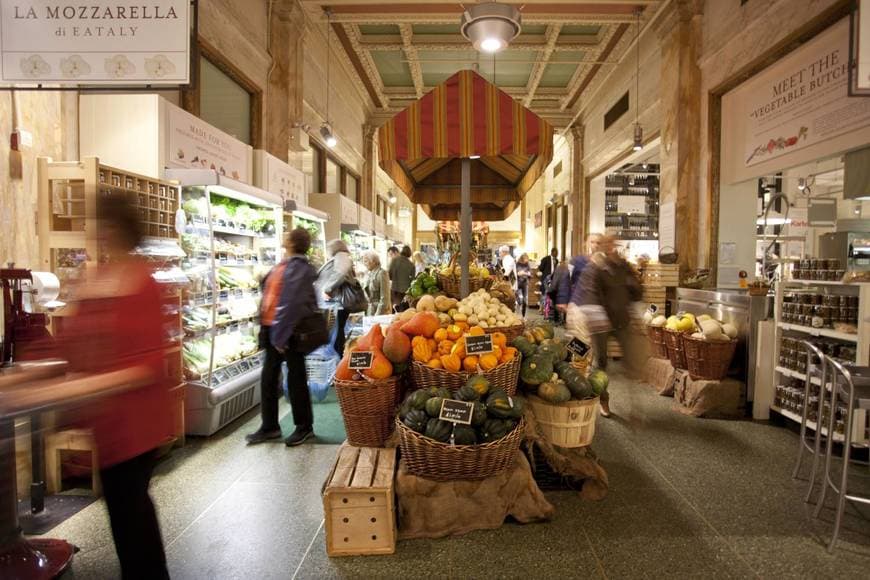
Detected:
[
  {"left": 631, "top": 9, "right": 643, "bottom": 152},
  {"left": 388, "top": 191, "right": 397, "bottom": 204},
  {"left": 469, "top": 155, "right": 481, "bottom": 160},
  {"left": 322, "top": 9, "right": 337, "bottom": 149},
  {"left": 461, "top": 2, "right": 522, "bottom": 54}
]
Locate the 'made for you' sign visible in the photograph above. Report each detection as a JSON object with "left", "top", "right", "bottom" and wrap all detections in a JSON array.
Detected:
[{"left": 0, "top": 1, "right": 190, "bottom": 86}]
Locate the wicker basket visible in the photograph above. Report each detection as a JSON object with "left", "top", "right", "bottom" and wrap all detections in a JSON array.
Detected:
[
  {"left": 682, "top": 335, "right": 737, "bottom": 380},
  {"left": 646, "top": 325, "right": 668, "bottom": 359},
  {"left": 409, "top": 354, "right": 521, "bottom": 395},
  {"left": 485, "top": 323, "right": 525, "bottom": 343},
  {"left": 528, "top": 395, "right": 599, "bottom": 448},
  {"left": 436, "top": 254, "right": 493, "bottom": 298},
  {"left": 396, "top": 418, "right": 524, "bottom": 481},
  {"left": 663, "top": 328, "right": 690, "bottom": 370},
  {"left": 334, "top": 375, "right": 402, "bottom": 447}
]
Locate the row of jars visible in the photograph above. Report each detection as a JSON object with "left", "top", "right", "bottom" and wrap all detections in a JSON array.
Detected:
[
  {"left": 781, "top": 292, "right": 859, "bottom": 328},
  {"left": 793, "top": 258, "right": 843, "bottom": 281},
  {"left": 775, "top": 381, "right": 847, "bottom": 435},
  {"left": 778, "top": 336, "right": 856, "bottom": 374}
]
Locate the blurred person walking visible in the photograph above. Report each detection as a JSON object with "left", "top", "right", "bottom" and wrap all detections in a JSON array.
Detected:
[
  {"left": 269, "top": 227, "right": 321, "bottom": 446},
  {"left": 412, "top": 251, "right": 427, "bottom": 276},
  {"left": 388, "top": 245, "right": 415, "bottom": 308},
  {"left": 363, "top": 250, "right": 392, "bottom": 316},
  {"left": 61, "top": 195, "right": 171, "bottom": 579},
  {"left": 515, "top": 253, "right": 531, "bottom": 317},
  {"left": 549, "top": 260, "right": 572, "bottom": 325},
  {"left": 499, "top": 246, "right": 517, "bottom": 289},
  {"left": 316, "top": 239, "right": 363, "bottom": 356},
  {"left": 577, "top": 235, "right": 647, "bottom": 417}
]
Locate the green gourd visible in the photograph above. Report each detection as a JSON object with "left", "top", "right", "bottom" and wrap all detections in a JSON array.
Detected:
[
  {"left": 424, "top": 418, "right": 453, "bottom": 443},
  {"left": 452, "top": 425, "right": 478, "bottom": 445},
  {"left": 520, "top": 354, "right": 553, "bottom": 386},
  {"left": 470, "top": 401, "right": 487, "bottom": 427},
  {"left": 403, "top": 409, "right": 429, "bottom": 433},
  {"left": 425, "top": 396, "right": 444, "bottom": 418},
  {"left": 511, "top": 336, "right": 537, "bottom": 358},
  {"left": 408, "top": 389, "right": 432, "bottom": 410},
  {"left": 537, "top": 381, "right": 571, "bottom": 404}
]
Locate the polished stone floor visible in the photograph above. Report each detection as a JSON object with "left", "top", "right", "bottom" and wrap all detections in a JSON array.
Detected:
[{"left": 50, "top": 368, "right": 870, "bottom": 579}]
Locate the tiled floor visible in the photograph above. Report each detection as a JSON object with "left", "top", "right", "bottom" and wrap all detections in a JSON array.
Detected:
[{"left": 52, "top": 367, "right": 870, "bottom": 579}]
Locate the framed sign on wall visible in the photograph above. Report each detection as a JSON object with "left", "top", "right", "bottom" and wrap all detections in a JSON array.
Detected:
[
  {"left": 850, "top": 0, "right": 870, "bottom": 95},
  {"left": 0, "top": 0, "right": 194, "bottom": 88}
]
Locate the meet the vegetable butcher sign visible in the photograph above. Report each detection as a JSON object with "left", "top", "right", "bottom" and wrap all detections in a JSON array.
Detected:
[{"left": 0, "top": 1, "right": 190, "bottom": 86}]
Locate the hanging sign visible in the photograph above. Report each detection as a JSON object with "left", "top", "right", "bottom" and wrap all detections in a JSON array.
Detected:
[
  {"left": 722, "top": 18, "right": 870, "bottom": 183},
  {"left": 167, "top": 104, "right": 252, "bottom": 183},
  {"left": 0, "top": 0, "right": 191, "bottom": 87},
  {"left": 254, "top": 151, "right": 305, "bottom": 205},
  {"left": 438, "top": 399, "right": 474, "bottom": 425},
  {"left": 465, "top": 334, "right": 494, "bottom": 355},
  {"left": 617, "top": 195, "right": 647, "bottom": 215},
  {"left": 348, "top": 351, "right": 374, "bottom": 370}
]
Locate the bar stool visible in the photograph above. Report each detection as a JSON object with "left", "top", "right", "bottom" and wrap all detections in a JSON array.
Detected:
[
  {"left": 814, "top": 358, "right": 870, "bottom": 552},
  {"left": 792, "top": 341, "right": 828, "bottom": 502}
]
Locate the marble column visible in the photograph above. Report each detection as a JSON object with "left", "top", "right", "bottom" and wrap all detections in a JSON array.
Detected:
[
  {"left": 265, "top": 0, "right": 305, "bottom": 161},
  {"left": 569, "top": 124, "right": 586, "bottom": 256},
  {"left": 657, "top": 0, "right": 703, "bottom": 274},
  {"left": 362, "top": 123, "right": 377, "bottom": 211}
]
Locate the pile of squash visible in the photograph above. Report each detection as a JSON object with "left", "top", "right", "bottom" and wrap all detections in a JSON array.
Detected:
[
  {"left": 334, "top": 322, "right": 411, "bottom": 381},
  {"left": 397, "top": 375, "right": 524, "bottom": 445},
  {"left": 400, "top": 311, "right": 518, "bottom": 373}
]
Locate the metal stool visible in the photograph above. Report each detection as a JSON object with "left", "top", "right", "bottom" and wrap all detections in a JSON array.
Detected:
[
  {"left": 792, "top": 341, "right": 828, "bottom": 502},
  {"left": 814, "top": 358, "right": 870, "bottom": 552}
]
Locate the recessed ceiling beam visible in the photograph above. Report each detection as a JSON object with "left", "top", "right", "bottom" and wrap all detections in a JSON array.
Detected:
[
  {"left": 332, "top": 22, "right": 389, "bottom": 108},
  {"left": 398, "top": 24, "right": 424, "bottom": 98},
  {"left": 524, "top": 23, "right": 562, "bottom": 107}
]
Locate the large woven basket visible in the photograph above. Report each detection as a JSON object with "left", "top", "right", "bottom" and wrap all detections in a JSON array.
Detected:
[
  {"left": 396, "top": 418, "right": 524, "bottom": 481},
  {"left": 682, "top": 335, "right": 738, "bottom": 380},
  {"left": 334, "top": 375, "right": 402, "bottom": 447},
  {"left": 663, "top": 328, "right": 690, "bottom": 370},
  {"left": 436, "top": 254, "right": 493, "bottom": 298},
  {"left": 528, "top": 395, "right": 599, "bottom": 448},
  {"left": 409, "top": 354, "right": 521, "bottom": 395},
  {"left": 485, "top": 323, "right": 525, "bottom": 343},
  {"left": 646, "top": 325, "right": 668, "bottom": 359}
]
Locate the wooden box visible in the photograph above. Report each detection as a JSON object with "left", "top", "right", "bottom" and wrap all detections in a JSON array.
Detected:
[
  {"left": 322, "top": 445, "right": 397, "bottom": 557},
  {"left": 642, "top": 264, "right": 680, "bottom": 287}
]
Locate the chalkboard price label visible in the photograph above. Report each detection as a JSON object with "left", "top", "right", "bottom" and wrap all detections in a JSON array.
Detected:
[
  {"left": 439, "top": 399, "right": 474, "bottom": 425},
  {"left": 349, "top": 351, "right": 374, "bottom": 370},
  {"left": 465, "top": 334, "right": 494, "bottom": 355},
  {"left": 566, "top": 337, "right": 590, "bottom": 357}
]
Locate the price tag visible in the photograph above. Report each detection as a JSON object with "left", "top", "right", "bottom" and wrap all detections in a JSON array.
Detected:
[
  {"left": 566, "top": 337, "right": 591, "bottom": 357},
  {"left": 226, "top": 365, "right": 240, "bottom": 378},
  {"left": 465, "top": 334, "right": 494, "bottom": 355},
  {"left": 438, "top": 399, "right": 474, "bottom": 425},
  {"left": 349, "top": 351, "right": 374, "bottom": 370}
]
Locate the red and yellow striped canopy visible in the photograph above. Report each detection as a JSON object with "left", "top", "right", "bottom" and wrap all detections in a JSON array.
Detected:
[{"left": 378, "top": 70, "right": 553, "bottom": 220}]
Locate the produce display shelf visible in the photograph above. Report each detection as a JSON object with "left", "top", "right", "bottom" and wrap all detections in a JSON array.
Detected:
[
  {"left": 776, "top": 322, "right": 858, "bottom": 342},
  {"left": 775, "top": 366, "right": 824, "bottom": 387},
  {"left": 190, "top": 351, "right": 263, "bottom": 387},
  {"left": 212, "top": 225, "right": 261, "bottom": 237},
  {"left": 770, "top": 405, "right": 844, "bottom": 442}
]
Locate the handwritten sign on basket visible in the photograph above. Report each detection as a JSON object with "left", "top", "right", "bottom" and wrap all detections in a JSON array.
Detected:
[
  {"left": 349, "top": 351, "right": 374, "bottom": 370},
  {"left": 566, "top": 337, "right": 591, "bottom": 357},
  {"left": 439, "top": 399, "right": 474, "bottom": 425},
  {"left": 465, "top": 334, "right": 494, "bottom": 355}
]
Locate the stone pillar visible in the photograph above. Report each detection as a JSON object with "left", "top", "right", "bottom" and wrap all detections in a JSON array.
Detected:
[
  {"left": 266, "top": 0, "right": 305, "bottom": 161},
  {"left": 569, "top": 125, "right": 585, "bottom": 256},
  {"left": 362, "top": 123, "right": 377, "bottom": 210},
  {"left": 657, "top": 0, "right": 703, "bottom": 274}
]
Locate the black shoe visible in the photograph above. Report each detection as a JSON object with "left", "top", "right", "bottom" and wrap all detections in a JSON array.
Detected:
[
  {"left": 284, "top": 427, "right": 314, "bottom": 447},
  {"left": 245, "top": 428, "right": 282, "bottom": 445}
]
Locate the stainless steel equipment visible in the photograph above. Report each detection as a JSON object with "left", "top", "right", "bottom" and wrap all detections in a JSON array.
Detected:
[
  {"left": 676, "top": 288, "right": 772, "bottom": 402},
  {"left": 818, "top": 231, "right": 870, "bottom": 272}
]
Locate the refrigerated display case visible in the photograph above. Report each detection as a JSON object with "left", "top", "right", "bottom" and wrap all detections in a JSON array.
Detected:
[
  {"left": 168, "top": 169, "right": 283, "bottom": 436},
  {"left": 285, "top": 207, "right": 328, "bottom": 267}
]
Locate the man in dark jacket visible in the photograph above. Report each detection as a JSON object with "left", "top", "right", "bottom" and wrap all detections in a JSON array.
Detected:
[
  {"left": 538, "top": 248, "right": 558, "bottom": 290},
  {"left": 388, "top": 245, "right": 415, "bottom": 308}
]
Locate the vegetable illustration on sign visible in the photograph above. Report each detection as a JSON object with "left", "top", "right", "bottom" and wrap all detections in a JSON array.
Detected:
[{"left": 746, "top": 126, "right": 808, "bottom": 164}]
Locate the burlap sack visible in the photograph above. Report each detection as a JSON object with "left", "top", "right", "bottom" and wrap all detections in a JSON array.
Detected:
[
  {"left": 645, "top": 357, "right": 676, "bottom": 396},
  {"left": 396, "top": 452, "right": 555, "bottom": 540},
  {"left": 673, "top": 376, "right": 745, "bottom": 418},
  {"left": 522, "top": 409, "right": 609, "bottom": 501}
]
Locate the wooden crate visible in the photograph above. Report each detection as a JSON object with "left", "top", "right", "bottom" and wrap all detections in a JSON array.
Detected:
[
  {"left": 642, "top": 264, "right": 680, "bottom": 287},
  {"left": 322, "top": 445, "right": 397, "bottom": 557}
]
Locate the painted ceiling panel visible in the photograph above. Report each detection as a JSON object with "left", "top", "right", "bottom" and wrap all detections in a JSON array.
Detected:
[
  {"left": 358, "top": 24, "right": 400, "bottom": 35},
  {"left": 371, "top": 51, "right": 414, "bottom": 87},
  {"left": 559, "top": 24, "right": 601, "bottom": 37},
  {"left": 411, "top": 23, "right": 462, "bottom": 35}
]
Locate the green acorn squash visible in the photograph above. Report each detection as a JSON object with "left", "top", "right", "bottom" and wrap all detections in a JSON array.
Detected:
[
  {"left": 456, "top": 384, "right": 480, "bottom": 402},
  {"left": 520, "top": 354, "right": 553, "bottom": 386},
  {"left": 403, "top": 409, "right": 429, "bottom": 433},
  {"left": 425, "top": 396, "right": 445, "bottom": 418},
  {"left": 537, "top": 381, "right": 571, "bottom": 404},
  {"left": 464, "top": 374, "right": 491, "bottom": 398},
  {"left": 424, "top": 418, "right": 453, "bottom": 443},
  {"left": 470, "top": 401, "right": 488, "bottom": 427},
  {"left": 408, "top": 389, "right": 433, "bottom": 410},
  {"left": 480, "top": 418, "right": 512, "bottom": 442},
  {"left": 452, "top": 425, "right": 478, "bottom": 445},
  {"left": 589, "top": 370, "right": 609, "bottom": 396},
  {"left": 511, "top": 336, "right": 537, "bottom": 358}
]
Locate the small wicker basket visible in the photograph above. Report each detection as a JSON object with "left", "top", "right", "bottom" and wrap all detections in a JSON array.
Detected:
[
  {"left": 409, "top": 355, "right": 521, "bottom": 395},
  {"left": 528, "top": 395, "right": 599, "bottom": 448},
  {"left": 396, "top": 418, "right": 524, "bottom": 481},
  {"left": 436, "top": 254, "right": 493, "bottom": 299},
  {"left": 646, "top": 325, "right": 668, "bottom": 359},
  {"left": 334, "top": 375, "right": 402, "bottom": 447},
  {"left": 682, "top": 335, "right": 737, "bottom": 380},
  {"left": 663, "top": 328, "right": 690, "bottom": 370}
]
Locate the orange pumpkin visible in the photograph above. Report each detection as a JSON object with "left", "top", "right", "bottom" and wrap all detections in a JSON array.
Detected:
[
  {"left": 356, "top": 324, "right": 385, "bottom": 351},
  {"left": 492, "top": 345, "right": 503, "bottom": 360},
  {"left": 401, "top": 312, "right": 441, "bottom": 338},
  {"left": 363, "top": 349, "right": 393, "bottom": 380},
  {"left": 433, "top": 328, "right": 449, "bottom": 343},
  {"left": 446, "top": 324, "right": 463, "bottom": 341},
  {"left": 427, "top": 358, "right": 443, "bottom": 369},
  {"left": 440, "top": 353, "right": 462, "bottom": 373},
  {"left": 491, "top": 332, "right": 507, "bottom": 350},
  {"left": 335, "top": 354, "right": 355, "bottom": 381},
  {"left": 412, "top": 336, "right": 432, "bottom": 362},
  {"left": 463, "top": 355, "right": 479, "bottom": 373},
  {"left": 454, "top": 321, "right": 470, "bottom": 332},
  {"left": 500, "top": 347, "right": 517, "bottom": 364},
  {"left": 438, "top": 339, "right": 455, "bottom": 356},
  {"left": 451, "top": 336, "right": 467, "bottom": 358},
  {"left": 479, "top": 353, "right": 499, "bottom": 371},
  {"left": 427, "top": 338, "right": 437, "bottom": 352},
  {"left": 468, "top": 325, "right": 485, "bottom": 337}
]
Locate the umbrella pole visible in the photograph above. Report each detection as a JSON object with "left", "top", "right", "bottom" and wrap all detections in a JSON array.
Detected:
[{"left": 460, "top": 158, "right": 471, "bottom": 298}]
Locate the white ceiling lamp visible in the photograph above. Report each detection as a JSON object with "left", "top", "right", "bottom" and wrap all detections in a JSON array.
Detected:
[
  {"left": 388, "top": 191, "right": 397, "bottom": 204},
  {"left": 461, "top": 2, "right": 522, "bottom": 54},
  {"left": 322, "top": 9, "right": 337, "bottom": 148},
  {"left": 631, "top": 10, "right": 643, "bottom": 152}
]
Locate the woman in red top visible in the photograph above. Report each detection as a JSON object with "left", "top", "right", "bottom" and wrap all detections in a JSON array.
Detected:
[{"left": 62, "top": 195, "right": 171, "bottom": 579}]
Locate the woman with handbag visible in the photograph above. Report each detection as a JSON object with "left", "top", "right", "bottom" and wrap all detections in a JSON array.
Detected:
[
  {"left": 316, "top": 239, "right": 362, "bottom": 356},
  {"left": 363, "top": 250, "right": 392, "bottom": 316},
  {"left": 248, "top": 228, "right": 320, "bottom": 447}
]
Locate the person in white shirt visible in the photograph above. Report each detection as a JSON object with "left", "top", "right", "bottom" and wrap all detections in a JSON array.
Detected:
[{"left": 499, "top": 245, "right": 517, "bottom": 290}]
